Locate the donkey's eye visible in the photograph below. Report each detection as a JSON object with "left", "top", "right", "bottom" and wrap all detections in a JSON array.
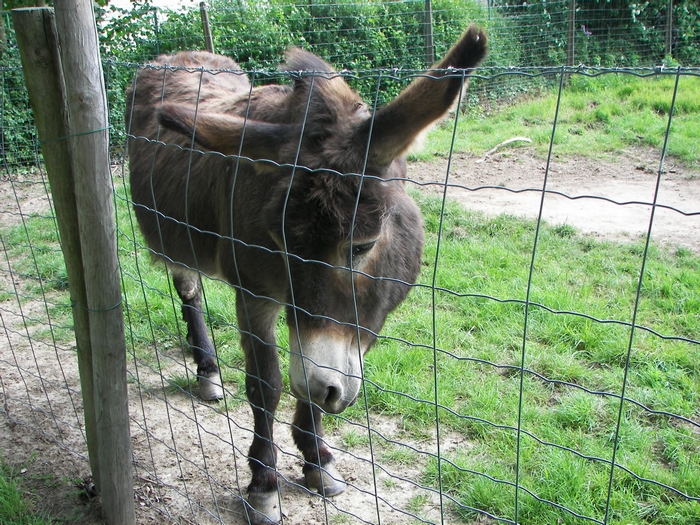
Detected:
[{"left": 351, "top": 241, "right": 376, "bottom": 258}]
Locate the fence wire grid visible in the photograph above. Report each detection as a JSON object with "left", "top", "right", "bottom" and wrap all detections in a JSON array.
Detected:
[
  {"left": 2, "top": 3, "right": 700, "bottom": 525},
  {"left": 96, "top": 0, "right": 698, "bottom": 69}
]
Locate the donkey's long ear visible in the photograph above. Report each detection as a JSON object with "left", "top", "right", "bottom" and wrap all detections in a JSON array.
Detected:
[
  {"left": 157, "top": 104, "right": 297, "bottom": 162},
  {"left": 361, "top": 25, "right": 487, "bottom": 167}
]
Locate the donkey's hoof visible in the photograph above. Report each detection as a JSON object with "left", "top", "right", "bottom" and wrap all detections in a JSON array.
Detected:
[
  {"left": 198, "top": 371, "right": 223, "bottom": 401},
  {"left": 247, "top": 491, "right": 281, "bottom": 524},
  {"left": 305, "top": 462, "right": 346, "bottom": 497}
]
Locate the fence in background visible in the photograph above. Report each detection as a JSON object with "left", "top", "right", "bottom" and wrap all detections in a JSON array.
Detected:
[
  {"left": 96, "top": 0, "right": 696, "bottom": 69},
  {"left": 1, "top": 1, "right": 700, "bottom": 525},
  {"left": 4, "top": 0, "right": 698, "bottom": 167}
]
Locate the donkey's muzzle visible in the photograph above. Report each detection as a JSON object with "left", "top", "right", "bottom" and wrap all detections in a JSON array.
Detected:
[
  {"left": 292, "top": 372, "right": 360, "bottom": 414},
  {"left": 288, "top": 327, "right": 363, "bottom": 414}
]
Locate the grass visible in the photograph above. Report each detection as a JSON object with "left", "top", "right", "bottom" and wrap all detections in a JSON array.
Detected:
[
  {"left": 413, "top": 73, "right": 700, "bottom": 167},
  {"left": 6, "top": 178, "right": 699, "bottom": 524},
  {"left": 0, "top": 458, "right": 51, "bottom": 525},
  {"left": 334, "top": 194, "right": 700, "bottom": 524}
]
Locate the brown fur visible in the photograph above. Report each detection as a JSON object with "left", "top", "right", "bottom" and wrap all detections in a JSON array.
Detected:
[{"left": 126, "top": 25, "right": 486, "bottom": 521}]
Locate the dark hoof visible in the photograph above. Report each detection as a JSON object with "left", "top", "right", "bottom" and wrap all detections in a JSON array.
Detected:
[
  {"left": 247, "top": 491, "right": 281, "bottom": 524},
  {"left": 198, "top": 371, "right": 223, "bottom": 401},
  {"left": 305, "top": 462, "right": 346, "bottom": 497}
]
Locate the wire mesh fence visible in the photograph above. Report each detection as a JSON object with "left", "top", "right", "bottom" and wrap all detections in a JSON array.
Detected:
[
  {"left": 97, "top": 0, "right": 699, "bottom": 69},
  {"left": 2, "top": 1, "right": 700, "bottom": 525}
]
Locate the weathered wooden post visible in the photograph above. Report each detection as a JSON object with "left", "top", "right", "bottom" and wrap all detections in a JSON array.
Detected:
[
  {"left": 53, "top": 0, "right": 134, "bottom": 521},
  {"left": 665, "top": 0, "right": 674, "bottom": 57},
  {"left": 425, "top": 0, "right": 434, "bottom": 65},
  {"left": 12, "top": 5, "right": 100, "bottom": 490},
  {"left": 153, "top": 7, "right": 161, "bottom": 56},
  {"left": 13, "top": 1, "right": 135, "bottom": 523},
  {"left": 566, "top": 0, "right": 576, "bottom": 68},
  {"left": 200, "top": 1, "right": 215, "bottom": 53}
]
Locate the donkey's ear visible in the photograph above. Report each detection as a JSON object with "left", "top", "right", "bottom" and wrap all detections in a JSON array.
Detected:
[
  {"left": 157, "top": 104, "right": 296, "bottom": 162},
  {"left": 361, "top": 25, "right": 487, "bottom": 167}
]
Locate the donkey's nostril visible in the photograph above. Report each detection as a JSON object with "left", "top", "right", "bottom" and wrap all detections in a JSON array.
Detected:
[{"left": 324, "top": 385, "right": 342, "bottom": 406}]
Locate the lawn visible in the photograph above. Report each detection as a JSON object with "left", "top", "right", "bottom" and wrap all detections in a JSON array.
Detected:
[
  {"left": 350, "top": 194, "right": 700, "bottom": 524},
  {"left": 413, "top": 71, "right": 700, "bottom": 168},
  {"left": 112, "top": 173, "right": 700, "bottom": 524}
]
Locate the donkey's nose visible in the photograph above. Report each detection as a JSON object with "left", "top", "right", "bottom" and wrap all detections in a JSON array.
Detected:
[
  {"left": 308, "top": 378, "right": 346, "bottom": 414},
  {"left": 323, "top": 385, "right": 342, "bottom": 407}
]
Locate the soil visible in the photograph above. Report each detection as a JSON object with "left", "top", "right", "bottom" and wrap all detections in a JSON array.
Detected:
[
  {"left": 0, "top": 148, "right": 698, "bottom": 525},
  {"left": 407, "top": 147, "right": 700, "bottom": 253}
]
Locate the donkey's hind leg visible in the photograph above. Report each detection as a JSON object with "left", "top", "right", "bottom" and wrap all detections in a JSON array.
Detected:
[{"left": 172, "top": 268, "right": 223, "bottom": 401}]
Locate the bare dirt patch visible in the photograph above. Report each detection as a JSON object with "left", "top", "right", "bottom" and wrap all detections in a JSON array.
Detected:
[
  {"left": 1, "top": 147, "right": 699, "bottom": 525},
  {"left": 408, "top": 147, "right": 700, "bottom": 252},
  {"left": 0, "top": 171, "right": 54, "bottom": 227}
]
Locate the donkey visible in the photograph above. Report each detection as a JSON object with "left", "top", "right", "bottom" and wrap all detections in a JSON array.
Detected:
[{"left": 126, "top": 25, "right": 486, "bottom": 524}]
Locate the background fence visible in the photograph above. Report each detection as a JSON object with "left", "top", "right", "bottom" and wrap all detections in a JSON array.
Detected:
[{"left": 1, "top": 0, "right": 700, "bottom": 524}]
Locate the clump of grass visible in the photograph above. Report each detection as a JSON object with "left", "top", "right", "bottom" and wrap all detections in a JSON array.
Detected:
[
  {"left": 0, "top": 460, "right": 52, "bottom": 525},
  {"left": 2, "top": 215, "right": 68, "bottom": 294}
]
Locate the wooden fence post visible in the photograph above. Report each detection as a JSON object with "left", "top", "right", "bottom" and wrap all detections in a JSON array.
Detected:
[
  {"left": 566, "top": 0, "right": 576, "bottom": 68},
  {"left": 665, "top": 0, "right": 674, "bottom": 57},
  {"left": 153, "top": 7, "right": 160, "bottom": 56},
  {"left": 200, "top": 1, "right": 215, "bottom": 53},
  {"left": 425, "top": 0, "right": 434, "bottom": 65},
  {"left": 13, "top": 1, "right": 135, "bottom": 523},
  {"left": 12, "top": 5, "right": 101, "bottom": 492},
  {"left": 53, "top": 0, "right": 134, "bottom": 522}
]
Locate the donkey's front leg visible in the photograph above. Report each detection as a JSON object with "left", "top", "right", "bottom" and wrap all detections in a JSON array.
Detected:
[
  {"left": 172, "top": 270, "right": 223, "bottom": 401},
  {"left": 237, "top": 293, "right": 284, "bottom": 524},
  {"left": 292, "top": 400, "right": 346, "bottom": 497}
]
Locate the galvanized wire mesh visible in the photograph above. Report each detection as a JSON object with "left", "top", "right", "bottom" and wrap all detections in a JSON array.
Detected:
[
  {"left": 2, "top": 2, "right": 700, "bottom": 524},
  {"left": 4, "top": 60, "right": 700, "bottom": 524},
  {"left": 97, "top": 0, "right": 699, "bottom": 69}
]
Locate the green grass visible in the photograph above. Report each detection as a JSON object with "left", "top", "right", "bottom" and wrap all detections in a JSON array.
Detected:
[
  {"left": 4, "top": 74, "right": 700, "bottom": 524},
  {"left": 0, "top": 459, "right": 51, "bottom": 525},
  {"left": 6, "top": 181, "right": 699, "bottom": 524},
  {"left": 413, "top": 73, "right": 700, "bottom": 167},
  {"left": 1, "top": 215, "right": 68, "bottom": 295},
  {"left": 336, "top": 193, "right": 700, "bottom": 524}
]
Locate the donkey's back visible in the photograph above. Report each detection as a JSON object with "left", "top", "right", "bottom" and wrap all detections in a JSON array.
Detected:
[{"left": 126, "top": 51, "right": 273, "bottom": 277}]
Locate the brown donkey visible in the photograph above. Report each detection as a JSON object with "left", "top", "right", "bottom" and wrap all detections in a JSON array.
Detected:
[{"left": 126, "top": 25, "right": 486, "bottom": 524}]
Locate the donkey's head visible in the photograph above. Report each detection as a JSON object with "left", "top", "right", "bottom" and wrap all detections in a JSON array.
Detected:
[{"left": 157, "top": 26, "right": 487, "bottom": 413}]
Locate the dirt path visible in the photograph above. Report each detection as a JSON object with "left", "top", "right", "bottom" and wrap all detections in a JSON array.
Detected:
[{"left": 407, "top": 147, "right": 700, "bottom": 252}]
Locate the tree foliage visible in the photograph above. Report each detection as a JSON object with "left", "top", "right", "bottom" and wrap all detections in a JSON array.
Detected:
[{"left": 2, "top": 0, "right": 699, "bottom": 168}]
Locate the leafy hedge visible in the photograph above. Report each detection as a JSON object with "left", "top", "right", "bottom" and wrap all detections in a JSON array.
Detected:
[
  {"left": 3, "top": 0, "right": 700, "bottom": 167},
  {"left": 99, "top": 0, "right": 485, "bottom": 141},
  {"left": 98, "top": 0, "right": 482, "bottom": 70},
  {"left": 2, "top": 21, "right": 37, "bottom": 167},
  {"left": 491, "top": 0, "right": 700, "bottom": 67}
]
